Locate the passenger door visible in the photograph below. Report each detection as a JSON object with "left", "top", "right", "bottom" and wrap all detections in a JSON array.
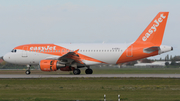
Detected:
[
  {"left": 22, "top": 46, "right": 28, "bottom": 57},
  {"left": 126, "top": 45, "right": 133, "bottom": 57}
]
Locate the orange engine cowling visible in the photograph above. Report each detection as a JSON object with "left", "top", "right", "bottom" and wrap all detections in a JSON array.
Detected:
[{"left": 39, "top": 60, "right": 66, "bottom": 71}]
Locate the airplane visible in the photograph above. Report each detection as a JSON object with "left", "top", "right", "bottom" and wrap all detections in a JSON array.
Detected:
[{"left": 3, "top": 12, "right": 173, "bottom": 75}]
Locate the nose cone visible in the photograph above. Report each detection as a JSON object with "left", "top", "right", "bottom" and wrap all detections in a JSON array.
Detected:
[
  {"left": 3, "top": 54, "right": 8, "bottom": 62},
  {"left": 3, "top": 53, "right": 12, "bottom": 63}
]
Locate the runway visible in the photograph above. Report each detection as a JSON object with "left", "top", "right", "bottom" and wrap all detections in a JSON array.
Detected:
[{"left": 0, "top": 74, "right": 180, "bottom": 78}]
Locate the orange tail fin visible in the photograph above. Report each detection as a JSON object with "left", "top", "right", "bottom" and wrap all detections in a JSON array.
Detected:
[{"left": 134, "top": 12, "right": 169, "bottom": 46}]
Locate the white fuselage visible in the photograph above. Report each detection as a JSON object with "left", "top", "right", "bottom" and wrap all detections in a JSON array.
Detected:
[{"left": 3, "top": 43, "right": 130, "bottom": 65}]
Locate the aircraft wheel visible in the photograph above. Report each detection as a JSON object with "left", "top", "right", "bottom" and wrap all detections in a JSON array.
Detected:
[
  {"left": 85, "top": 69, "right": 93, "bottom": 74},
  {"left": 73, "top": 69, "right": 81, "bottom": 75},
  {"left": 25, "top": 70, "right": 31, "bottom": 75}
]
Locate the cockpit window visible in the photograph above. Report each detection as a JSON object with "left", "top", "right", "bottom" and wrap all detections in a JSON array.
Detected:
[{"left": 11, "top": 49, "right": 17, "bottom": 53}]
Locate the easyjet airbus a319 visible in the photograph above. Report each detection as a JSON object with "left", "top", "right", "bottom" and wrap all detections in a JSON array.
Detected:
[{"left": 3, "top": 12, "right": 173, "bottom": 75}]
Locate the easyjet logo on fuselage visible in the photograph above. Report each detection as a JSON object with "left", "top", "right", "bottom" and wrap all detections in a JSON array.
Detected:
[
  {"left": 30, "top": 46, "right": 56, "bottom": 51},
  {"left": 142, "top": 14, "right": 166, "bottom": 41}
]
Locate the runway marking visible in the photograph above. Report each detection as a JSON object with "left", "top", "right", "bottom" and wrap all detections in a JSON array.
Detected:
[{"left": 0, "top": 74, "right": 180, "bottom": 78}]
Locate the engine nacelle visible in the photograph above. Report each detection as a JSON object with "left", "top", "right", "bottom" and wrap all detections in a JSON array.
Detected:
[{"left": 39, "top": 60, "right": 65, "bottom": 71}]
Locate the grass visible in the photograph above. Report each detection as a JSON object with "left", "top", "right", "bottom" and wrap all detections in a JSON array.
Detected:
[
  {"left": 1, "top": 67, "right": 180, "bottom": 100},
  {"left": 1, "top": 67, "right": 180, "bottom": 74},
  {"left": 0, "top": 78, "right": 180, "bottom": 101}
]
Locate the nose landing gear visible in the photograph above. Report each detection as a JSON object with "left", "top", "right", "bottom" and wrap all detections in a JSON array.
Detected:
[
  {"left": 25, "top": 65, "right": 31, "bottom": 75},
  {"left": 25, "top": 70, "right": 31, "bottom": 75}
]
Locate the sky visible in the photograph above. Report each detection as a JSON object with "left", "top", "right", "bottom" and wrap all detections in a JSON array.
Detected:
[{"left": 0, "top": 0, "right": 180, "bottom": 59}]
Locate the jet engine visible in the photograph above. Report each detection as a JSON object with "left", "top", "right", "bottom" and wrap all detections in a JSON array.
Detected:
[
  {"left": 39, "top": 60, "right": 75, "bottom": 72},
  {"left": 39, "top": 60, "right": 66, "bottom": 71}
]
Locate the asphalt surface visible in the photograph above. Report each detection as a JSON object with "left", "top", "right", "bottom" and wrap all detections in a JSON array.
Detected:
[{"left": 0, "top": 74, "right": 180, "bottom": 78}]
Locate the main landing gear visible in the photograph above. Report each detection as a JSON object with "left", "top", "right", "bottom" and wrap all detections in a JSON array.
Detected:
[
  {"left": 25, "top": 65, "right": 31, "bottom": 75},
  {"left": 85, "top": 68, "right": 93, "bottom": 74},
  {"left": 73, "top": 67, "right": 93, "bottom": 75},
  {"left": 73, "top": 69, "right": 81, "bottom": 75}
]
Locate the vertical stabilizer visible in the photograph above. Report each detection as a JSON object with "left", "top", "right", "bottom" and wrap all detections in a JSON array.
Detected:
[{"left": 134, "top": 12, "right": 169, "bottom": 46}]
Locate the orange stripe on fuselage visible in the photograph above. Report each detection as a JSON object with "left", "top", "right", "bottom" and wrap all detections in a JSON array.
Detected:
[
  {"left": 15, "top": 44, "right": 69, "bottom": 56},
  {"left": 116, "top": 42, "right": 158, "bottom": 64},
  {"left": 14, "top": 44, "right": 105, "bottom": 64}
]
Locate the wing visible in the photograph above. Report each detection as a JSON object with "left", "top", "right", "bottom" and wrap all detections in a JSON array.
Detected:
[{"left": 58, "top": 49, "right": 84, "bottom": 64}]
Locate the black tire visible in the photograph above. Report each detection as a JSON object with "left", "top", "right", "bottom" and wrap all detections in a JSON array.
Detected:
[
  {"left": 25, "top": 70, "right": 31, "bottom": 75},
  {"left": 85, "top": 69, "right": 93, "bottom": 74},
  {"left": 73, "top": 69, "right": 81, "bottom": 75}
]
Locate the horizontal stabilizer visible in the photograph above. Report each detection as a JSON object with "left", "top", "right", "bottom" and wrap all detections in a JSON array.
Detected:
[{"left": 143, "top": 46, "right": 160, "bottom": 53}]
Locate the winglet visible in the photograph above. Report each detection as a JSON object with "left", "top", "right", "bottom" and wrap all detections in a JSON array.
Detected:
[
  {"left": 74, "top": 49, "right": 79, "bottom": 54},
  {"left": 134, "top": 12, "right": 169, "bottom": 46}
]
